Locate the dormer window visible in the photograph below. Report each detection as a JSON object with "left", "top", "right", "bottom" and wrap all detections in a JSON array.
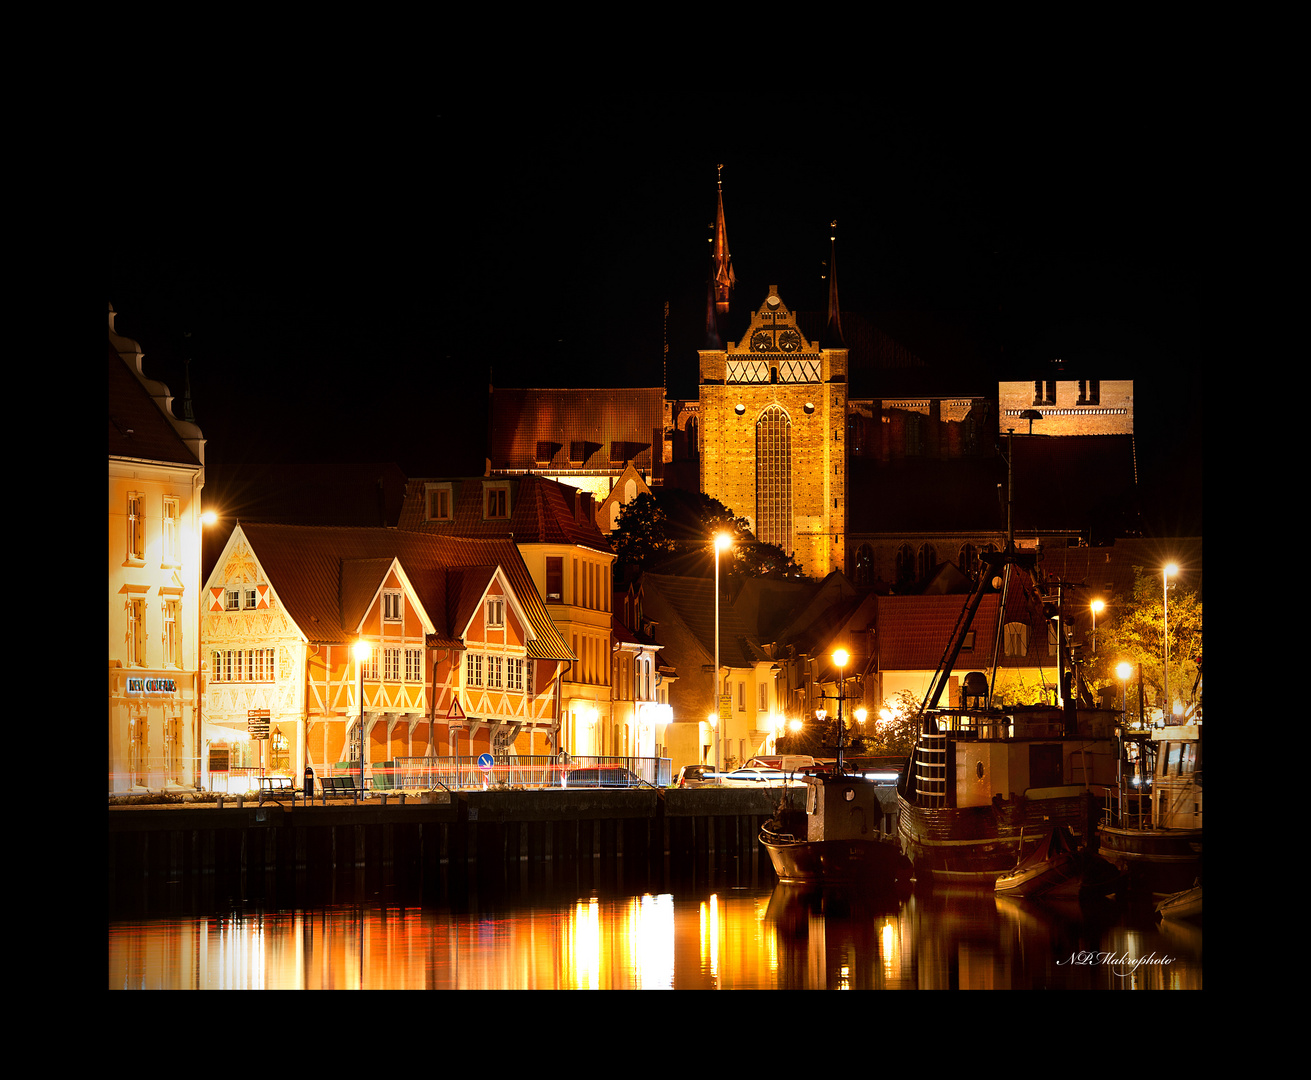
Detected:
[
  {"left": 484, "top": 483, "right": 510, "bottom": 520},
  {"left": 425, "top": 484, "right": 453, "bottom": 522}
]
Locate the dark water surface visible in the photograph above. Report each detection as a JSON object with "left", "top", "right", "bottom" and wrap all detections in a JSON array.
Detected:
[{"left": 109, "top": 878, "right": 1201, "bottom": 989}]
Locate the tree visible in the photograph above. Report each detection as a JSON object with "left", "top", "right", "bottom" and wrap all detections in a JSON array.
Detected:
[
  {"left": 1088, "top": 567, "right": 1202, "bottom": 722},
  {"left": 868, "top": 690, "right": 920, "bottom": 758},
  {"left": 612, "top": 489, "right": 808, "bottom": 580}
]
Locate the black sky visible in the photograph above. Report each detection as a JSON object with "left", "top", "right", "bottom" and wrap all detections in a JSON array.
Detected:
[{"left": 109, "top": 92, "right": 1200, "bottom": 535}]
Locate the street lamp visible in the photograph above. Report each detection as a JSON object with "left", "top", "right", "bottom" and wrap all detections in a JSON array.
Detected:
[
  {"left": 195, "top": 509, "right": 217, "bottom": 791},
  {"left": 833, "top": 648, "right": 850, "bottom": 771},
  {"left": 354, "top": 639, "right": 370, "bottom": 800},
  {"left": 1090, "top": 598, "right": 1105, "bottom": 653},
  {"left": 713, "top": 532, "right": 732, "bottom": 773},
  {"left": 1163, "top": 563, "right": 1178, "bottom": 723}
]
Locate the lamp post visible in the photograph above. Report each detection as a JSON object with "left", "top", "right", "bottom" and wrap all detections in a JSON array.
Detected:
[
  {"left": 195, "top": 509, "right": 217, "bottom": 791},
  {"left": 833, "top": 648, "right": 849, "bottom": 771},
  {"left": 354, "top": 639, "right": 370, "bottom": 799},
  {"left": 1090, "top": 598, "right": 1104, "bottom": 654},
  {"left": 1163, "top": 563, "right": 1177, "bottom": 724},
  {"left": 713, "top": 532, "right": 732, "bottom": 774}
]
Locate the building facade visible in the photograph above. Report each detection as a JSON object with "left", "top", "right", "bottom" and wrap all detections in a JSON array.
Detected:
[
  {"left": 109, "top": 306, "right": 207, "bottom": 793},
  {"left": 200, "top": 524, "right": 572, "bottom": 789},
  {"left": 698, "top": 286, "right": 848, "bottom": 579}
]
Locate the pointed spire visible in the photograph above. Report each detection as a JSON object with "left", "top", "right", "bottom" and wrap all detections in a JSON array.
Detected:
[
  {"left": 712, "top": 164, "right": 734, "bottom": 317},
  {"left": 823, "top": 220, "right": 845, "bottom": 348}
]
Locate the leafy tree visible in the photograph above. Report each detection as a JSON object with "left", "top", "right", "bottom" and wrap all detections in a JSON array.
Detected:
[
  {"left": 869, "top": 690, "right": 920, "bottom": 757},
  {"left": 612, "top": 490, "right": 807, "bottom": 580},
  {"left": 1088, "top": 567, "right": 1202, "bottom": 722}
]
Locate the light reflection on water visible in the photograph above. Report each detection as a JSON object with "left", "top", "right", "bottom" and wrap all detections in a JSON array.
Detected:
[{"left": 109, "top": 884, "right": 1201, "bottom": 990}]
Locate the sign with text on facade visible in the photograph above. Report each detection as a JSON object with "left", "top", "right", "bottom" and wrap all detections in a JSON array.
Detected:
[
  {"left": 247, "top": 709, "right": 270, "bottom": 740},
  {"left": 127, "top": 676, "right": 179, "bottom": 695},
  {"left": 719, "top": 695, "right": 732, "bottom": 719}
]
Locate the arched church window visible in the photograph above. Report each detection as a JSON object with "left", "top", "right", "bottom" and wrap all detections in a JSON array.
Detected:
[
  {"left": 895, "top": 544, "right": 915, "bottom": 585},
  {"left": 855, "top": 544, "right": 874, "bottom": 586},
  {"left": 917, "top": 543, "right": 937, "bottom": 581},
  {"left": 756, "top": 405, "right": 792, "bottom": 553}
]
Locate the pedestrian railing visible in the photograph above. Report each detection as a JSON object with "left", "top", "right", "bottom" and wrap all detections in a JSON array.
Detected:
[{"left": 382, "top": 755, "right": 672, "bottom": 791}]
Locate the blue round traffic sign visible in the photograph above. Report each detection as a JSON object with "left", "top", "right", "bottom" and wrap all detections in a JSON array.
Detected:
[{"left": 477, "top": 753, "right": 494, "bottom": 771}]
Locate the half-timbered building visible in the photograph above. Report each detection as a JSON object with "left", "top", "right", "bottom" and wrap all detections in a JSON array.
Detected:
[{"left": 200, "top": 523, "right": 572, "bottom": 789}]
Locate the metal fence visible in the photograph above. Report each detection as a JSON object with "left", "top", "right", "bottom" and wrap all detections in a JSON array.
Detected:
[{"left": 382, "top": 755, "right": 671, "bottom": 791}]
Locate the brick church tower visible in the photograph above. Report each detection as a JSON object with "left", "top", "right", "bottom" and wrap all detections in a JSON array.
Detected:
[{"left": 697, "top": 185, "right": 849, "bottom": 578}]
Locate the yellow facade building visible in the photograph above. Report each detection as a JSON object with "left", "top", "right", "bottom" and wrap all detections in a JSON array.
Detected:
[{"left": 108, "top": 305, "right": 207, "bottom": 793}]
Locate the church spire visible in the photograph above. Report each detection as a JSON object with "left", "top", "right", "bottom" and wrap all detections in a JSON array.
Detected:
[
  {"left": 712, "top": 164, "right": 735, "bottom": 316},
  {"left": 823, "top": 219, "right": 845, "bottom": 348}
]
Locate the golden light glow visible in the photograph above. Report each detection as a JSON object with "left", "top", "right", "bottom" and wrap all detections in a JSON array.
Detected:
[
  {"left": 1165, "top": 562, "right": 1178, "bottom": 577},
  {"left": 1091, "top": 599, "right": 1105, "bottom": 615},
  {"left": 714, "top": 532, "right": 733, "bottom": 552},
  {"left": 201, "top": 510, "right": 217, "bottom": 526},
  {"left": 1116, "top": 661, "right": 1133, "bottom": 680},
  {"left": 833, "top": 648, "right": 849, "bottom": 668},
  {"left": 854, "top": 707, "right": 867, "bottom": 725},
  {"left": 353, "top": 640, "right": 371, "bottom": 662}
]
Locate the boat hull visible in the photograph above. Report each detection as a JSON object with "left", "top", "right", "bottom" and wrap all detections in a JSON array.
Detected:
[
  {"left": 1155, "top": 884, "right": 1203, "bottom": 922},
  {"left": 898, "top": 793, "right": 1100, "bottom": 885},
  {"left": 1097, "top": 825, "right": 1202, "bottom": 895},
  {"left": 761, "top": 831, "right": 911, "bottom": 887}
]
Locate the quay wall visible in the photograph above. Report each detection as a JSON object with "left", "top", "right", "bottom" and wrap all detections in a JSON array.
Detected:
[{"left": 108, "top": 788, "right": 794, "bottom": 912}]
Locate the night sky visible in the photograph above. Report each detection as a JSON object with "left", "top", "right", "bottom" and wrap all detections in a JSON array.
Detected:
[{"left": 109, "top": 94, "right": 1200, "bottom": 537}]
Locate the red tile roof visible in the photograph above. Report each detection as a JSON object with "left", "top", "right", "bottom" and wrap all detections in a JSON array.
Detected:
[
  {"left": 232, "top": 523, "right": 573, "bottom": 661},
  {"left": 108, "top": 345, "right": 201, "bottom": 467}
]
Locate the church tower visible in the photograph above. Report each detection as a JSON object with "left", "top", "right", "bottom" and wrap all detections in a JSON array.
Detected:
[{"left": 699, "top": 280, "right": 848, "bottom": 579}]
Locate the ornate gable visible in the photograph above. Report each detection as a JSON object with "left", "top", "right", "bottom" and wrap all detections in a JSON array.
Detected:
[{"left": 724, "top": 286, "right": 822, "bottom": 385}]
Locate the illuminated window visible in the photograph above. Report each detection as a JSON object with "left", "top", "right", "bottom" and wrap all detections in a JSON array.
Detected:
[
  {"left": 756, "top": 405, "right": 792, "bottom": 552},
  {"left": 127, "top": 493, "right": 145, "bottom": 561},
  {"left": 127, "top": 598, "right": 146, "bottom": 665},
  {"left": 163, "top": 599, "right": 180, "bottom": 668},
  {"left": 162, "top": 497, "right": 180, "bottom": 564},
  {"left": 1004, "top": 622, "right": 1029, "bottom": 657}
]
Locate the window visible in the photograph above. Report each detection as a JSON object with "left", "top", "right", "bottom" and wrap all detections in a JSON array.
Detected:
[
  {"left": 486, "top": 596, "right": 504, "bottom": 628},
  {"left": 225, "top": 589, "right": 240, "bottom": 611},
  {"left": 128, "top": 598, "right": 146, "bottom": 665},
  {"left": 163, "top": 600, "right": 180, "bottom": 668},
  {"left": 1004, "top": 622, "right": 1029, "bottom": 657},
  {"left": 162, "top": 497, "right": 180, "bottom": 564},
  {"left": 466, "top": 652, "right": 483, "bottom": 687},
  {"left": 485, "top": 484, "right": 509, "bottom": 519},
  {"left": 383, "top": 590, "right": 403, "bottom": 622},
  {"left": 507, "top": 657, "right": 524, "bottom": 692},
  {"left": 384, "top": 647, "right": 401, "bottom": 681},
  {"left": 244, "top": 588, "right": 257, "bottom": 610},
  {"left": 405, "top": 648, "right": 424, "bottom": 683},
  {"left": 918, "top": 544, "right": 937, "bottom": 581},
  {"left": 758, "top": 683, "right": 768, "bottom": 712},
  {"left": 210, "top": 648, "right": 276, "bottom": 682},
  {"left": 487, "top": 654, "right": 503, "bottom": 690},
  {"left": 756, "top": 405, "right": 792, "bottom": 552},
  {"left": 426, "top": 484, "right": 452, "bottom": 521},
  {"left": 127, "top": 493, "right": 145, "bottom": 561},
  {"left": 546, "top": 557, "right": 563, "bottom": 602},
  {"left": 738, "top": 681, "right": 746, "bottom": 711}
]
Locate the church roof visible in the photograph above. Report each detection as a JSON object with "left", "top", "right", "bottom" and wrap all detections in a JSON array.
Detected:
[{"left": 487, "top": 386, "right": 666, "bottom": 478}]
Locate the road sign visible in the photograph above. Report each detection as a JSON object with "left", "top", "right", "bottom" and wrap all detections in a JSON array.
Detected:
[
  {"left": 247, "top": 709, "right": 270, "bottom": 740},
  {"left": 477, "top": 753, "right": 494, "bottom": 771},
  {"left": 446, "top": 698, "right": 466, "bottom": 720}
]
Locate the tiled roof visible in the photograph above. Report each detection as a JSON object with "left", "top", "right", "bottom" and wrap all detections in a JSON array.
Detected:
[
  {"left": 108, "top": 344, "right": 201, "bottom": 467},
  {"left": 487, "top": 387, "right": 666, "bottom": 477},
  {"left": 397, "top": 474, "right": 614, "bottom": 555},
  {"left": 232, "top": 523, "right": 573, "bottom": 661},
  {"left": 875, "top": 585, "right": 1048, "bottom": 672}
]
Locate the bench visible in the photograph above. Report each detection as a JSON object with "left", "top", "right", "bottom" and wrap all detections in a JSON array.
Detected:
[
  {"left": 319, "top": 774, "right": 362, "bottom": 800},
  {"left": 258, "top": 775, "right": 296, "bottom": 804}
]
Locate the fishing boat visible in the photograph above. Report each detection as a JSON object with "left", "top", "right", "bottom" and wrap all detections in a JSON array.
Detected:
[
  {"left": 760, "top": 652, "right": 912, "bottom": 889},
  {"left": 896, "top": 544, "right": 1120, "bottom": 886},
  {"left": 1098, "top": 719, "right": 1202, "bottom": 895},
  {"left": 760, "top": 764, "right": 912, "bottom": 887},
  {"left": 1155, "top": 882, "right": 1203, "bottom": 922},
  {"left": 993, "top": 825, "right": 1121, "bottom": 900}
]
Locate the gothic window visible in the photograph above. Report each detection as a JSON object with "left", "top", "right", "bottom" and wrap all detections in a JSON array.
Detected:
[
  {"left": 917, "top": 543, "right": 937, "bottom": 581},
  {"left": 895, "top": 544, "right": 915, "bottom": 585},
  {"left": 959, "top": 543, "right": 979, "bottom": 581},
  {"left": 855, "top": 544, "right": 874, "bottom": 586},
  {"left": 756, "top": 405, "right": 792, "bottom": 552}
]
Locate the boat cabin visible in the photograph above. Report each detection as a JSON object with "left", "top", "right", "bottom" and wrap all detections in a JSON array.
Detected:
[{"left": 800, "top": 775, "right": 894, "bottom": 842}]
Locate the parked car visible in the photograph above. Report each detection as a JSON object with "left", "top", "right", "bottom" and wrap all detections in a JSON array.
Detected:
[
  {"left": 676, "top": 764, "right": 717, "bottom": 788},
  {"left": 560, "top": 766, "right": 644, "bottom": 788},
  {"left": 717, "top": 767, "right": 805, "bottom": 788}
]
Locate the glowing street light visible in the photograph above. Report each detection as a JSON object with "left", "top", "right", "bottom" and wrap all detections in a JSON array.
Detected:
[
  {"left": 1090, "top": 598, "right": 1105, "bottom": 653},
  {"left": 1163, "top": 563, "right": 1178, "bottom": 724},
  {"left": 832, "top": 647, "right": 850, "bottom": 771},
  {"left": 354, "top": 639, "right": 371, "bottom": 799},
  {"left": 713, "top": 532, "right": 732, "bottom": 773}
]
